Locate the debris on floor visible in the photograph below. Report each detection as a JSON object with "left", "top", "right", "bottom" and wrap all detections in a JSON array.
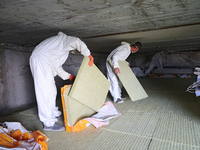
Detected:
[
  {"left": 186, "top": 67, "right": 200, "bottom": 96},
  {"left": 0, "top": 122, "right": 48, "bottom": 150}
]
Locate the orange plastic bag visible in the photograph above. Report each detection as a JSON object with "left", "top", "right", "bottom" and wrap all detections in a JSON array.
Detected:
[
  {"left": 22, "top": 131, "right": 33, "bottom": 140},
  {"left": 0, "top": 126, "right": 48, "bottom": 150},
  {"left": 10, "top": 129, "right": 23, "bottom": 141},
  {"left": 0, "top": 133, "right": 21, "bottom": 148},
  {"left": 33, "top": 130, "right": 48, "bottom": 150},
  {"left": 61, "top": 85, "right": 91, "bottom": 132}
]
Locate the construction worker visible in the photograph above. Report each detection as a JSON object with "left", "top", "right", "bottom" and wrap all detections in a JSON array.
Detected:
[
  {"left": 29, "top": 32, "right": 94, "bottom": 131},
  {"left": 106, "top": 41, "right": 142, "bottom": 103}
]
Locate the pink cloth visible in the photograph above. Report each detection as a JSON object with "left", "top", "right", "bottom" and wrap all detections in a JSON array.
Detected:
[{"left": 85, "top": 101, "right": 121, "bottom": 128}]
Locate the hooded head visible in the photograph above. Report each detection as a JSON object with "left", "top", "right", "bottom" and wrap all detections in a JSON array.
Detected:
[
  {"left": 131, "top": 42, "right": 142, "bottom": 53},
  {"left": 132, "top": 42, "right": 142, "bottom": 50}
]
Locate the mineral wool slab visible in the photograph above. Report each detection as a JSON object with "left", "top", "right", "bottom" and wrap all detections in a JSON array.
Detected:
[
  {"left": 69, "top": 57, "right": 110, "bottom": 111},
  {"left": 110, "top": 60, "right": 148, "bottom": 101},
  {"left": 62, "top": 85, "right": 96, "bottom": 127},
  {"left": 63, "top": 56, "right": 110, "bottom": 126}
]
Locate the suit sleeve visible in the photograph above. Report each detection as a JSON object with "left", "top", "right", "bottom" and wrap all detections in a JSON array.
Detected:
[
  {"left": 112, "top": 54, "right": 120, "bottom": 69},
  {"left": 69, "top": 37, "right": 91, "bottom": 56},
  {"left": 57, "top": 66, "right": 71, "bottom": 80}
]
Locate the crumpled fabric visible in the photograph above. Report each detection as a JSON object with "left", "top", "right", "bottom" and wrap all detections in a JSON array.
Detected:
[
  {"left": 85, "top": 101, "right": 121, "bottom": 128},
  {"left": 0, "top": 122, "right": 48, "bottom": 150}
]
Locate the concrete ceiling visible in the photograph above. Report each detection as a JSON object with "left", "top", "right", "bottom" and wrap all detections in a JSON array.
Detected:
[{"left": 0, "top": 0, "right": 200, "bottom": 54}]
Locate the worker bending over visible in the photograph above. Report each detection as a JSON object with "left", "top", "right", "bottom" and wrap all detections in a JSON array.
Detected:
[
  {"left": 106, "top": 41, "right": 142, "bottom": 103},
  {"left": 30, "top": 32, "right": 94, "bottom": 131}
]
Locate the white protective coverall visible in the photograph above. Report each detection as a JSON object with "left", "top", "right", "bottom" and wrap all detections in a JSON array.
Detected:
[
  {"left": 30, "top": 32, "right": 91, "bottom": 127},
  {"left": 106, "top": 42, "right": 131, "bottom": 102}
]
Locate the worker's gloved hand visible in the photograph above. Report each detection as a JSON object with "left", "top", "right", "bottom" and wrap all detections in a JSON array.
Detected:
[
  {"left": 88, "top": 55, "right": 94, "bottom": 66},
  {"left": 114, "top": 67, "right": 120, "bottom": 75},
  {"left": 69, "top": 75, "right": 76, "bottom": 81}
]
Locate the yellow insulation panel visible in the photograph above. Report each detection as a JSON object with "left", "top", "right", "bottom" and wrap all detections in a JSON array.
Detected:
[
  {"left": 62, "top": 85, "right": 96, "bottom": 127},
  {"left": 62, "top": 57, "right": 110, "bottom": 126},
  {"left": 110, "top": 60, "right": 148, "bottom": 101},
  {"left": 69, "top": 56, "right": 110, "bottom": 112}
]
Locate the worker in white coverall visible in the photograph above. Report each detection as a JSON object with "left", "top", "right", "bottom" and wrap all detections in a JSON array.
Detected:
[
  {"left": 106, "top": 41, "right": 142, "bottom": 104},
  {"left": 30, "top": 32, "right": 94, "bottom": 131}
]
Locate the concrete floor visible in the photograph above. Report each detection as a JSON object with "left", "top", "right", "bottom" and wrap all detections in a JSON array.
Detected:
[{"left": 1, "top": 78, "right": 200, "bottom": 150}]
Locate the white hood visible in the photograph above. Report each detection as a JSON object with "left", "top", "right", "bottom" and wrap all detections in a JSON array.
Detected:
[{"left": 121, "top": 41, "right": 130, "bottom": 45}]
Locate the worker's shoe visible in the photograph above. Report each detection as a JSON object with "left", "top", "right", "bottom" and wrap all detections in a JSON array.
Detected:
[
  {"left": 43, "top": 123, "right": 65, "bottom": 131},
  {"left": 121, "top": 96, "right": 127, "bottom": 100},
  {"left": 115, "top": 98, "right": 124, "bottom": 104}
]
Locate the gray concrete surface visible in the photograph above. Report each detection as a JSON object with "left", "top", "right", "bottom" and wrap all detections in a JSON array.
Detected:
[{"left": 1, "top": 1, "right": 200, "bottom": 54}]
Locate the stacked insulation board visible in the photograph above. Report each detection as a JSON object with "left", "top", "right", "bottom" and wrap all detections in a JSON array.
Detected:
[{"left": 62, "top": 57, "right": 110, "bottom": 127}]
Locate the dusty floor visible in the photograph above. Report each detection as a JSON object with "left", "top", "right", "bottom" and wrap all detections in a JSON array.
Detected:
[{"left": 1, "top": 78, "right": 200, "bottom": 150}]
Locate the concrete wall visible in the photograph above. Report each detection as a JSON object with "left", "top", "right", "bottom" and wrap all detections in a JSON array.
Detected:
[
  {"left": 0, "top": 45, "right": 36, "bottom": 116},
  {"left": 0, "top": 47, "right": 5, "bottom": 115}
]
